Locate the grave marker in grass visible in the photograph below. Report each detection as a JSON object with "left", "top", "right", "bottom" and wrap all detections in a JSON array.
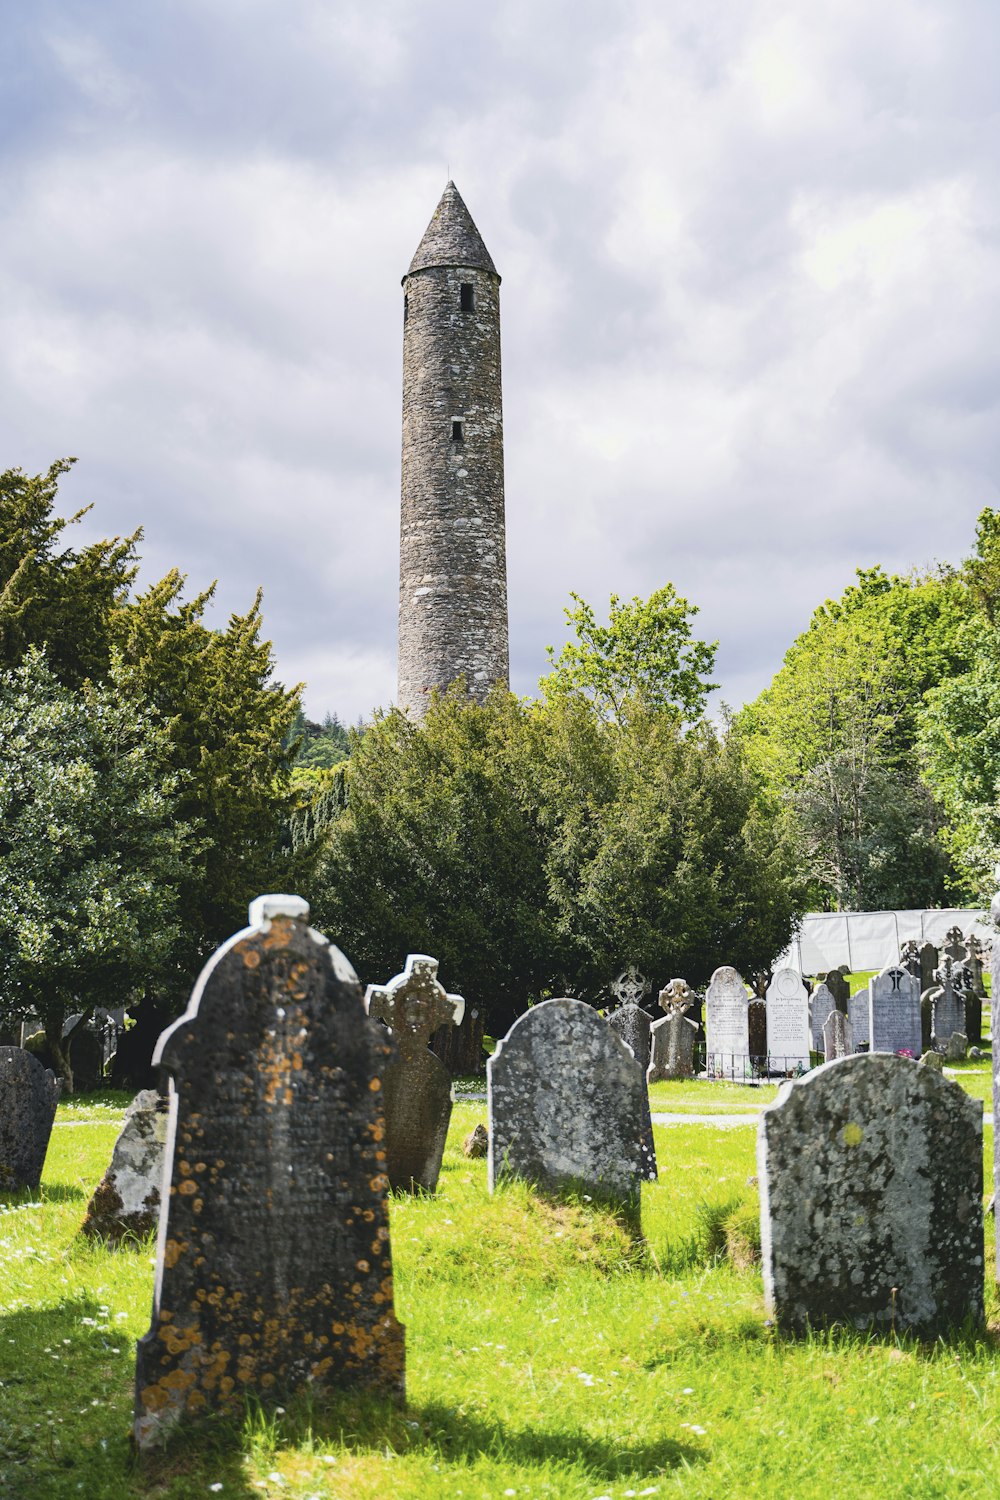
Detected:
[
  {"left": 759, "top": 1053, "right": 983, "bottom": 1336},
  {"left": 364, "top": 953, "right": 464, "bottom": 1193},
  {"left": 765, "top": 969, "right": 811, "bottom": 1073},
  {"left": 869, "top": 965, "right": 921, "bottom": 1056},
  {"left": 0, "top": 1047, "right": 60, "bottom": 1192},
  {"left": 488, "top": 998, "right": 650, "bottom": 1219},
  {"left": 133, "top": 895, "right": 404, "bottom": 1451},
  {"left": 80, "top": 1088, "right": 168, "bottom": 1244},
  {"left": 704, "top": 965, "right": 751, "bottom": 1079},
  {"left": 647, "top": 980, "right": 698, "bottom": 1082}
]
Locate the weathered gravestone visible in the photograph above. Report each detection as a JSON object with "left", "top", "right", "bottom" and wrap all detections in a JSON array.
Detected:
[
  {"left": 364, "top": 954, "right": 465, "bottom": 1193},
  {"left": 929, "top": 959, "right": 966, "bottom": 1053},
  {"left": 0, "top": 1048, "right": 61, "bottom": 1192},
  {"left": 647, "top": 980, "right": 698, "bottom": 1082},
  {"left": 704, "top": 966, "right": 750, "bottom": 1079},
  {"left": 607, "top": 1004, "right": 653, "bottom": 1074},
  {"left": 944, "top": 925, "right": 967, "bottom": 965},
  {"left": 951, "top": 960, "right": 982, "bottom": 1049},
  {"left": 810, "top": 981, "right": 836, "bottom": 1055},
  {"left": 80, "top": 1089, "right": 168, "bottom": 1244},
  {"left": 847, "top": 987, "right": 870, "bottom": 1051},
  {"left": 899, "top": 939, "right": 921, "bottom": 980},
  {"left": 488, "top": 998, "right": 650, "bottom": 1218},
  {"left": 758, "top": 1053, "right": 983, "bottom": 1335},
  {"left": 919, "top": 942, "right": 938, "bottom": 998},
  {"left": 823, "top": 967, "right": 850, "bottom": 1015},
  {"left": 747, "top": 999, "right": 767, "bottom": 1075},
  {"left": 610, "top": 964, "right": 651, "bottom": 1010},
  {"left": 822, "top": 1010, "right": 852, "bottom": 1062},
  {"left": 766, "top": 969, "right": 811, "bottom": 1073},
  {"left": 134, "top": 895, "right": 405, "bottom": 1451},
  {"left": 869, "top": 965, "right": 922, "bottom": 1056}
]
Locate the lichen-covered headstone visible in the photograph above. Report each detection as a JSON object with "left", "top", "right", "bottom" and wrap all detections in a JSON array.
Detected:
[
  {"left": 133, "top": 895, "right": 405, "bottom": 1451},
  {"left": 766, "top": 970, "right": 811, "bottom": 1072},
  {"left": 80, "top": 1089, "right": 168, "bottom": 1243},
  {"left": 607, "top": 1003, "right": 653, "bottom": 1073},
  {"left": 869, "top": 965, "right": 921, "bottom": 1056},
  {"left": 810, "top": 981, "right": 835, "bottom": 1054},
  {"left": 610, "top": 965, "right": 650, "bottom": 1009},
  {"left": 951, "top": 959, "right": 982, "bottom": 1048},
  {"left": 0, "top": 1047, "right": 60, "bottom": 1191},
  {"left": 822, "top": 1009, "right": 852, "bottom": 1062},
  {"left": 647, "top": 980, "right": 698, "bottom": 1083},
  {"left": 364, "top": 953, "right": 464, "bottom": 1193},
  {"left": 759, "top": 1053, "right": 983, "bottom": 1335},
  {"left": 488, "top": 999, "right": 649, "bottom": 1218},
  {"left": 705, "top": 966, "right": 750, "bottom": 1079}
]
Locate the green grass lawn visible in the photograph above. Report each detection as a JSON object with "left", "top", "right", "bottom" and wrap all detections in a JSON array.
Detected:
[{"left": 1, "top": 1084, "right": 999, "bottom": 1499}]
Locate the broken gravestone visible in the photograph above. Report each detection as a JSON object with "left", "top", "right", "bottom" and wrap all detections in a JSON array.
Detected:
[
  {"left": 647, "top": 980, "right": 698, "bottom": 1082},
  {"left": 80, "top": 1089, "right": 168, "bottom": 1244},
  {"left": 133, "top": 895, "right": 405, "bottom": 1451},
  {"left": 488, "top": 999, "right": 651, "bottom": 1220},
  {"left": 822, "top": 1010, "right": 852, "bottom": 1062},
  {"left": 0, "top": 1047, "right": 61, "bottom": 1192},
  {"left": 364, "top": 954, "right": 465, "bottom": 1193},
  {"left": 759, "top": 1053, "right": 983, "bottom": 1336}
]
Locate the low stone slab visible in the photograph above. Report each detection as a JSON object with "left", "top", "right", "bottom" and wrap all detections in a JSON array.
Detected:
[
  {"left": 759, "top": 1053, "right": 983, "bottom": 1336},
  {"left": 80, "top": 1089, "right": 168, "bottom": 1243},
  {"left": 488, "top": 998, "right": 649, "bottom": 1217},
  {"left": 0, "top": 1047, "right": 61, "bottom": 1192}
]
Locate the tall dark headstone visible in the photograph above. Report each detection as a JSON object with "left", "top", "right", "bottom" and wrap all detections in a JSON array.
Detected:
[
  {"left": 823, "top": 967, "right": 850, "bottom": 1015},
  {"left": 134, "top": 896, "right": 405, "bottom": 1451},
  {"left": 488, "top": 999, "right": 650, "bottom": 1218},
  {"left": 759, "top": 1054, "right": 983, "bottom": 1336},
  {"left": 748, "top": 998, "right": 767, "bottom": 1075},
  {"left": 919, "top": 942, "right": 938, "bottom": 998},
  {"left": 0, "top": 1048, "right": 60, "bottom": 1192},
  {"left": 364, "top": 954, "right": 464, "bottom": 1193}
]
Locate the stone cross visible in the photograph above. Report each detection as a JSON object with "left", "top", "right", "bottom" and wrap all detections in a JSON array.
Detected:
[
  {"left": 610, "top": 965, "right": 651, "bottom": 1009},
  {"left": 645, "top": 980, "right": 698, "bottom": 1084},
  {"left": 929, "top": 958, "right": 965, "bottom": 1053},
  {"left": 364, "top": 954, "right": 465, "bottom": 1193},
  {"left": 134, "top": 895, "right": 405, "bottom": 1451},
  {"left": 899, "top": 939, "right": 921, "bottom": 979},
  {"left": 488, "top": 998, "right": 651, "bottom": 1220},
  {"left": 759, "top": 1053, "right": 983, "bottom": 1336},
  {"left": 0, "top": 1048, "right": 60, "bottom": 1192},
  {"left": 944, "top": 925, "right": 966, "bottom": 964},
  {"left": 658, "top": 978, "right": 694, "bottom": 1018}
]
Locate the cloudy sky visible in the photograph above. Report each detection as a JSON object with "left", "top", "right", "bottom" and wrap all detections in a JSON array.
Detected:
[{"left": 3, "top": 1, "right": 998, "bottom": 721}]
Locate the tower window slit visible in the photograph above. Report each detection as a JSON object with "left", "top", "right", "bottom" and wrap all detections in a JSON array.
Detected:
[
  {"left": 451, "top": 420, "right": 464, "bottom": 442},
  {"left": 403, "top": 295, "right": 408, "bottom": 322},
  {"left": 460, "top": 283, "right": 474, "bottom": 311}
]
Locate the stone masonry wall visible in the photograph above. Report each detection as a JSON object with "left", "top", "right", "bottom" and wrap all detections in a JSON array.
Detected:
[{"left": 398, "top": 261, "right": 509, "bottom": 716}]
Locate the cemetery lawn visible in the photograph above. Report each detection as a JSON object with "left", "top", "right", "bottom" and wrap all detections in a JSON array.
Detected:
[{"left": 1, "top": 1092, "right": 998, "bottom": 1499}]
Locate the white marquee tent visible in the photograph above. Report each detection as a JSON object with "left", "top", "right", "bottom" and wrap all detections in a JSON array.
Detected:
[{"left": 775, "top": 909, "right": 992, "bottom": 976}]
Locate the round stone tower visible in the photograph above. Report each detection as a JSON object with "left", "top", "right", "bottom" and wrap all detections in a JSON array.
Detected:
[{"left": 397, "top": 181, "right": 510, "bottom": 717}]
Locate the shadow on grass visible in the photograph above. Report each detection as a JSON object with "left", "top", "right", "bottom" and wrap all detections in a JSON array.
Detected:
[
  {"left": 137, "top": 1390, "right": 701, "bottom": 1491},
  {"left": 641, "top": 1310, "right": 1000, "bottom": 1367}
]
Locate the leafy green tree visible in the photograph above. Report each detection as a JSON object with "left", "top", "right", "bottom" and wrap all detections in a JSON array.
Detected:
[
  {"left": 736, "top": 565, "right": 970, "bottom": 908},
  {"left": 287, "top": 709, "right": 352, "bottom": 772},
  {"left": 0, "top": 650, "right": 199, "bottom": 1088},
  {"left": 541, "top": 586, "right": 718, "bottom": 724},
  {"left": 0, "top": 459, "right": 138, "bottom": 684}
]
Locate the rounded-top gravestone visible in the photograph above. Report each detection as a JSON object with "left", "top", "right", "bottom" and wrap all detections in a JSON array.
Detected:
[{"left": 0, "top": 1047, "right": 61, "bottom": 1192}]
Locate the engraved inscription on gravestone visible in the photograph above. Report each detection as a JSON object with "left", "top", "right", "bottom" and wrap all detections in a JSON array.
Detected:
[
  {"left": 365, "top": 954, "right": 464, "bottom": 1193},
  {"left": 765, "top": 969, "right": 811, "bottom": 1072},
  {"left": 930, "top": 960, "right": 966, "bottom": 1053},
  {"left": 847, "top": 987, "right": 870, "bottom": 1051},
  {"left": 134, "top": 895, "right": 405, "bottom": 1451},
  {"left": 759, "top": 1053, "right": 983, "bottom": 1336},
  {"left": 704, "top": 966, "right": 750, "bottom": 1079},
  {"left": 0, "top": 1047, "right": 61, "bottom": 1192},
  {"left": 488, "top": 998, "right": 649, "bottom": 1218},
  {"left": 868, "top": 966, "right": 922, "bottom": 1056}
]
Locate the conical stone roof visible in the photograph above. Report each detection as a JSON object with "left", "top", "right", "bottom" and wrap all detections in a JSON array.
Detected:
[{"left": 405, "top": 181, "right": 499, "bottom": 279}]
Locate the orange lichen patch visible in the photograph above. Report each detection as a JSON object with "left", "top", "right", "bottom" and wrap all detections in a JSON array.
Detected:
[
  {"left": 356, "top": 1260, "right": 370, "bottom": 1274},
  {"left": 242, "top": 950, "right": 262, "bottom": 969},
  {"left": 369, "top": 1078, "right": 381, "bottom": 1091},
  {"left": 310, "top": 1357, "right": 333, "bottom": 1378},
  {"left": 177, "top": 1179, "right": 198, "bottom": 1197},
  {"left": 178, "top": 1160, "right": 193, "bottom": 1178},
  {"left": 159, "top": 1322, "right": 203, "bottom": 1357},
  {"left": 138, "top": 1384, "right": 170, "bottom": 1413},
  {"left": 194, "top": 1162, "right": 207, "bottom": 1173},
  {"left": 238, "top": 1333, "right": 253, "bottom": 1348},
  {"left": 163, "top": 1238, "right": 187, "bottom": 1269},
  {"left": 260, "top": 1372, "right": 276, "bottom": 1388}
]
